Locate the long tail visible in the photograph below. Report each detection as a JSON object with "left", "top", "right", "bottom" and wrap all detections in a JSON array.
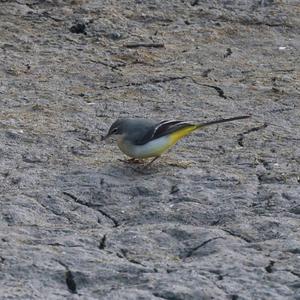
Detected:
[
  {"left": 196, "top": 115, "right": 251, "bottom": 129},
  {"left": 168, "top": 115, "right": 250, "bottom": 145}
]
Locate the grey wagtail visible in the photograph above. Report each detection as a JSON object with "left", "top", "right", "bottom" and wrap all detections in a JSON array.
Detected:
[{"left": 103, "top": 115, "right": 250, "bottom": 165}]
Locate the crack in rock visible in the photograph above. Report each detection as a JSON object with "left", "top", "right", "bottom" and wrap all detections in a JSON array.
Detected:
[
  {"left": 188, "top": 77, "right": 228, "bottom": 99},
  {"left": 90, "top": 59, "right": 126, "bottom": 71},
  {"left": 224, "top": 48, "right": 233, "bottom": 58},
  {"left": 101, "top": 75, "right": 230, "bottom": 100},
  {"left": 103, "top": 76, "right": 188, "bottom": 90},
  {"left": 99, "top": 234, "right": 107, "bottom": 250},
  {"left": 191, "top": 0, "right": 199, "bottom": 6},
  {"left": 56, "top": 261, "right": 77, "bottom": 294},
  {"left": 118, "top": 248, "right": 146, "bottom": 266},
  {"left": 123, "top": 43, "right": 165, "bottom": 49},
  {"left": 63, "top": 192, "right": 120, "bottom": 227},
  {"left": 181, "top": 237, "right": 225, "bottom": 259},
  {"left": 98, "top": 209, "right": 120, "bottom": 227},
  {"left": 265, "top": 260, "right": 275, "bottom": 273},
  {"left": 237, "top": 123, "right": 267, "bottom": 146},
  {"left": 222, "top": 229, "right": 252, "bottom": 243},
  {"left": 66, "top": 270, "right": 77, "bottom": 294},
  {"left": 290, "top": 270, "right": 300, "bottom": 278}
]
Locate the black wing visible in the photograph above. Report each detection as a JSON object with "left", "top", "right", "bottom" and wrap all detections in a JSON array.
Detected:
[{"left": 135, "top": 120, "right": 194, "bottom": 145}]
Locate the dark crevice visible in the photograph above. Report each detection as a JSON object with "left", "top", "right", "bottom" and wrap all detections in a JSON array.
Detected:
[
  {"left": 36, "top": 11, "right": 64, "bottom": 22},
  {"left": 257, "top": 174, "right": 263, "bottom": 184},
  {"left": 265, "top": 260, "right": 275, "bottom": 273},
  {"left": 102, "top": 76, "right": 187, "bottom": 90},
  {"left": 70, "top": 22, "right": 87, "bottom": 35},
  {"left": 63, "top": 192, "right": 102, "bottom": 209},
  {"left": 63, "top": 192, "right": 119, "bottom": 227},
  {"left": 237, "top": 134, "right": 244, "bottom": 147},
  {"left": 99, "top": 234, "right": 107, "bottom": 250},
  {"left": 256, "top": 172, "right": 286, "bottom": 185},
  {"left": 237, "top": 123, "right": 267, "bottom": 147},
  {"left": 119, "top": 248, "right": 146, "bottom": 266},
  {"left": 290, "top": 270, "right": 300, "bottom": 278},
  {"left": 66, "top": 270, "right": 77, "bottom": 294},
  {"left": 218, "top": 15, "right": 291, "bottom": 28},
  {"left": 224, "top": 48, "right": 232, "bottom": 58},
  {"left": 46, "top": 243, "right": 81, "bottom": 247},
  {"left": 170, "top": 185, "right": 180, "bottom": 194},
  {"left": 201, "top": 84, "right": 227, "bottom": 99},
  {"left": 202, "top": 68, "right": 213, "bottom": 77},
  {"left": 222, "top": 229, "right": 252, "bottom": 243},
  {"left": 181, "top": 237, "right": 224, "bottom": 259},
  {"left": 63, "top": 191, "right": 84, "bottom": 203},
  {"left": 124, "top": 43, "right": 165, "bottom": 48},
  {"left": 152, "top": 293, "right": 174, "bottom": 300},
  {"left": 188, "top": 77, "right": 228, "bottom": 99},
  {"left": 56, "top": 261, "right": 77, "bottom": 294},
  {"left": 101, "top": 75, "right": 229, "bottom": 100},
  {"left": 166, "top": 268, "right": 177, "bottom": 273},
  {"left": 242, "top": 123, "right": 268, "bottom": 135},
  {"left": 191, "top": 0, "right": 199, "bottom": 6},
  {"left": 268, "top": 107, "right": 294, "bottom": 114},
  {"left": 90, "top": 59, "right": 126, "bottom": 71},
  {"left": 259, "top": 22, "right": 290, "bottom": 27},
  {"left": 98, "top": 209, "right": 119, "bottom": 227},
  {"left": 210, "top": 216, "right": 223, "bottom": 226}
]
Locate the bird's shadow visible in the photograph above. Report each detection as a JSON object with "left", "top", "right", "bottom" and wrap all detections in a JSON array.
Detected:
[{"left": 118, "top": 160, "right": 161, "bottom": 176}]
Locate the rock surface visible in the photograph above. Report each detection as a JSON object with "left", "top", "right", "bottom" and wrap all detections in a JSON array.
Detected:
[{"left": 0, "top": 0, "right": 299, "bottom": 299}]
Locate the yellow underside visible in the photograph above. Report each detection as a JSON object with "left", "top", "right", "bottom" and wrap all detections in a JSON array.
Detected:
[
  {"left": 118, "top": 125, "right": 198, "bottom": 158},
  {"left": 169, "top": 125, "right": 198, "bottom": 143},
  {"left": 165, "top": 125, "right": 198, "bottom": 151},
  {"left": 135, "top": 126, "right": 198, "bottom": 158}
]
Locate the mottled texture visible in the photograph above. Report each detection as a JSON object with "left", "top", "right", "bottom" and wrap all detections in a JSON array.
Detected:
[{"left": 0, "top": 0, "right": 299, "bottom": 299}]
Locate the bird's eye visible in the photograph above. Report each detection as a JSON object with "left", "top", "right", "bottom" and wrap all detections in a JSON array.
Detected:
[{"left": 111, "top": 128, "right": 118, "bottom": 134}]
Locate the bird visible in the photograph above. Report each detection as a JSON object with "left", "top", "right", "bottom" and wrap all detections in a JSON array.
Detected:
[{"left": 102, "top": 115, "right": 250, "bottom": 166}]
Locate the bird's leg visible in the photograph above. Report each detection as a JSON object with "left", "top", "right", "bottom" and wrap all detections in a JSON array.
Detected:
[
  {"left": 128, "top": 158, "right": 143, "bottom": 164},
  {"left": 145, "top": 156, "right": 160, "bottom": 167},
  {"left": 119, "top": 158, "right": 144, "bottom": 164}
]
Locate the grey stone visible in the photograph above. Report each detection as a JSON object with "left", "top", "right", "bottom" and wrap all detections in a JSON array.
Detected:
[{"left": 0, "top": 0, "right": 299, "bottom": 299}]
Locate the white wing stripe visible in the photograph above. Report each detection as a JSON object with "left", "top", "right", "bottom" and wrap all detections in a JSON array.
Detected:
[{"left": 151, "top": 120, "right": 194, "bottom": 140}]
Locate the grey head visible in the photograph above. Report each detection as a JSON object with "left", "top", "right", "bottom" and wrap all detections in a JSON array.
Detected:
[
  {"left": 102, "top": 118, "right": 156, "bottom": 142},
  {"left": 104, "top": 119, "right": 127, "bottom": 139}
]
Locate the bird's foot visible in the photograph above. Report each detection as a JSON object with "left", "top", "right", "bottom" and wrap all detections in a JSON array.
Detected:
[
  {"left": 145, "top": 156, "right": 160, "bottom": 167},
  {"left": 118, "top": 158, "right": 144, "bottom": 164}
]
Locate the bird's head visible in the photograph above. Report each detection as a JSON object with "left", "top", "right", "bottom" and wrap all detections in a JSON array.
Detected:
[{"left": 102, "top": 119, "right": 126, "bottom": 141}]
